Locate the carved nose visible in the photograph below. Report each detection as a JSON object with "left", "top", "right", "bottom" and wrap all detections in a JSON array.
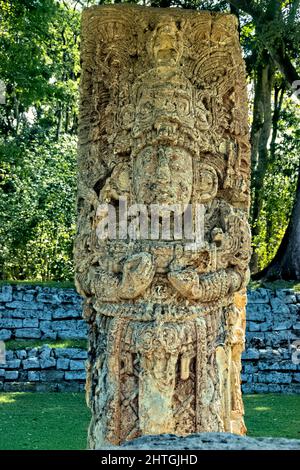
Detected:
[{"left": 157, "top": 161, "right": 171, "bottom": 182}]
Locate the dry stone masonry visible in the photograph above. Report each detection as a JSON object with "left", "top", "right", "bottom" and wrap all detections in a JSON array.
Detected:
[
  {"left": 0, "top": 284, "right": 87, "bottom": 392},
  {"left": 76, "top": 5, "right": 252, "bottom": 447},
  {"left": 0, "top": 346, "right": 86, "bottom": 392},
  {"left": 243, "top": 288, "right": 300, "bottom": 394},
  {"left": 0, "top": 284, "right": 86, "bottom": 341}
]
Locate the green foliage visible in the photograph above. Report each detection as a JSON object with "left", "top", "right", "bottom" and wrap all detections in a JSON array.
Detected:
[
  {"left": 251, "top": 97, "right": 300, "bottom": 270},
  {"left": 0, "top": 133, "right": 77, "bottom": 280},
  {"left": 0, "top": 0, "right": 82, "bottom": 281},
  {"left": 0, "top": 0, "right": 299, "bottom": 280},
  {"left": 5, "top": 339, "right": 88, "bottom": 350},
  {"left": 0, "top": 280, "right": 75, "bottom": 288}
]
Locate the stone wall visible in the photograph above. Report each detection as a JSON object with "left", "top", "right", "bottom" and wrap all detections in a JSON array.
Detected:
[
  {"left": 242, "top": 288, "right": 300, "bottom": 394},
  {"left": 0, "top": 284, "right": 300, "bottom": 393},
  {"left": 0, "top": 284, "right": 86, "bottom": 341},
  {"left": 0, "top": 346, "right": 86, "bottom": 392},
  {"left": 0, "top": 284, "right": 87, "bottom": 392}
]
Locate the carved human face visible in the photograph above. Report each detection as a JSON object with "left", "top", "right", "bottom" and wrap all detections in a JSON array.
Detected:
[
  {"left": 198, "top": 166, "right": 218, "bottom": 203},
  {"left": 151, "top": 20, "right": 183, "bottom": 66},
  {"left": 133, "top": 146, "right": 193, "bottom": 208}
]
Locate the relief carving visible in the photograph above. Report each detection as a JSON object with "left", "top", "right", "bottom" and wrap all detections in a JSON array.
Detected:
[{"left": 76, "top": 5, "right": 251, "bottom": 448}]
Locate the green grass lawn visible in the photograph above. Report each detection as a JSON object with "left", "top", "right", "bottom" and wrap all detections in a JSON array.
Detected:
[
  {"left": 0, "top": 392, "right": 90, "bottom": 450},
  {"left": 0, "top": 393, "right": 299, "bottom": 449}
]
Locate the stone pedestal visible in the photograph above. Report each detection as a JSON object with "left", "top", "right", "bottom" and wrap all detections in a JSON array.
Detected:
[{"left": 76, "top": 5, "right": 251, "bottom": 448}]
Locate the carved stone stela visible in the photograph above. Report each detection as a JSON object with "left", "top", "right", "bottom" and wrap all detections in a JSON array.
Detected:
[{"left": 76, "top": 5, "right": 251, "bottom": 448}]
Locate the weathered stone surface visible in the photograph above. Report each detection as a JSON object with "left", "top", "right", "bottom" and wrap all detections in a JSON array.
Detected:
[
  {"left": 23, "top": 294, "right": 34, "bottom": 302},
  {"left": 40, "top": 321, "right": 52, "bottom": 332},
  {"left": 4, "top": 350, "right": 13, "bottom": 360},
  {"left": 5, "top": 301, "right": 44, "bottom": 311},
  {"left": 0, "top": 285, "right": 12, "bottom": 303},
  {"left": 69, "top": 360, "right": 85, "bottom": 370},
  {"left": 28, "top": 348, "right": 38, "bottom": 357},
  {"left": 246, "top": 303, "right": 271, "bottom": 321},
  {"left": 5, "top": 370, "right": 18, "bottom": 380},
  {"left": 270, "top": 298, "right": 291, "bottom": 315},
  {"left": 258, "top": 361, "right": 298, "bottom": 371},
  {"left": 0, "top": 318, "right": 23, "bottom": 329},
  {"left": 5, "top": 359, "right": 21, "bottom": 369},
  {"left": 102, "top": 432, "right": 300, "bottom": 450},
  {"left": 242, "top": 348, "right": 259, "bottom": 360},
  {"left": 39, "top": 370, "right": 64, "bottom": 382},
  {"left": 51, "top": 320, "right": 79, "bottom": 331},
  {"left": 40, "top": 357, "right": 56, "bottom": 369},
  {"left": 248, "top": 322, "right": 261, "bottom": 332},
  {"left": 41, "top": 331, "right": 57, "bottom": 340},
  {"left": 57, "top": 329, "right": 87, "bottom": 340},
  {"left": 15, "top": 328, "right": 41, "bottom": 339},
  {"left": 56, "top": 358, "right": 70, "bottom": 370},
  {"left": 36, "top": 293, "right": 61, "bottom": 304},
  {"left": 39, "top": 345, "right": 51, "bottom": 360},
  {"left": 57, "top": 382, "right": 84, "bottom": 392},
  {"left": 273, "top": 320, "right": 293, "bottom": 331},
  {"left": 259, "top": 372, "right": 292, "bottom": 384},
  {"left": 76, "top": 5, "right": 251, "bottom": 448},
  {"left": 28, "top": 371, "right": 40, "bottom": 381},
  {"left": 65, "top": 370, "right": 86, "bottom": 380},
  {"left": 247, "top": 289, "right": 270, "bottom": 304},
  {"left": 52, "top": 308, "right": 81, "bottom": 319},
  {"left": 246, "top": 333, "right": 265, "bottom": 348},
  {"left": 0, "top": 329, "right": 12, "bottom": 340},
  {"left": 16, "top": 350, "right": 27, "bottom": 359},
  {"left": 23, "top": 358, "right": 40, "bottom": 370},
  {"left": 55, "top": 348, "right": 87, "bottom": 359}
]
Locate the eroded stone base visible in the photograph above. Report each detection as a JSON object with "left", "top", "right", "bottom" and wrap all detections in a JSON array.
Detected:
[{"left": 101, "top": 432, "right": 300, "bottom": 450}]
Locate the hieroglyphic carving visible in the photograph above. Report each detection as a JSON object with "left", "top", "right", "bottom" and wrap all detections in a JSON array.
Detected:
[{"left": 76, "top": 5, "right": 251, "bottom": 448}]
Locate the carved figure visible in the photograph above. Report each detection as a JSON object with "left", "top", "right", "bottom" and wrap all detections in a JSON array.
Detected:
[{"left": 76, "top": 5, "right": 251, "bottom": 448}]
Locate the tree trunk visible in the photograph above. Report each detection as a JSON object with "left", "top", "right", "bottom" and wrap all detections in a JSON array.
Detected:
[
  {"left": 265, "top": 82, "right": 285, "bottom": 246},
  {"left": 229, "top": 0, "right": 300, "bottom": 97},
  {"left": 255, "top": 162, "right": 300, "bottom": 280},
  {"left": 250, "top": 52, "right": 275, "bottom": 273}
]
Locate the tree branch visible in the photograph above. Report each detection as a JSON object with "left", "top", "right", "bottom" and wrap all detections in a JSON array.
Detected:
[
  {"left": 228, "top": 0, "right": 261, "bottom": 18},
  {"left": 267, "top": 44, "right": 300, "bottom": 95},
  {"left": 229, "top": 0, "right": 300, "bottom": 98}
]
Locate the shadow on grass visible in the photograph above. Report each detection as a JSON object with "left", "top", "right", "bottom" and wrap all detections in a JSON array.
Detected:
[
  {"left": 244, "top": 394, "right": 300, "bottom": 440},
  {"left": 0, "top": 392, "right": 91, "bottom": 450}
]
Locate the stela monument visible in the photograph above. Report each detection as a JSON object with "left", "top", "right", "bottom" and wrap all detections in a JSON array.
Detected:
[{"left": 75, "top": 5, "right": 251, "bottom": 448}]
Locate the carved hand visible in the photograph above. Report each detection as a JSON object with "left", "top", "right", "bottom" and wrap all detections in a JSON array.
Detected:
[
  {"left": 168, "top": 268, "right": 242, "bottom": 301},
  {"left": 119, "top": 252, "right": 155, "bottom": 299},
  {"left": 168, "top": 269, "right": 201, "bottom": 300}
]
